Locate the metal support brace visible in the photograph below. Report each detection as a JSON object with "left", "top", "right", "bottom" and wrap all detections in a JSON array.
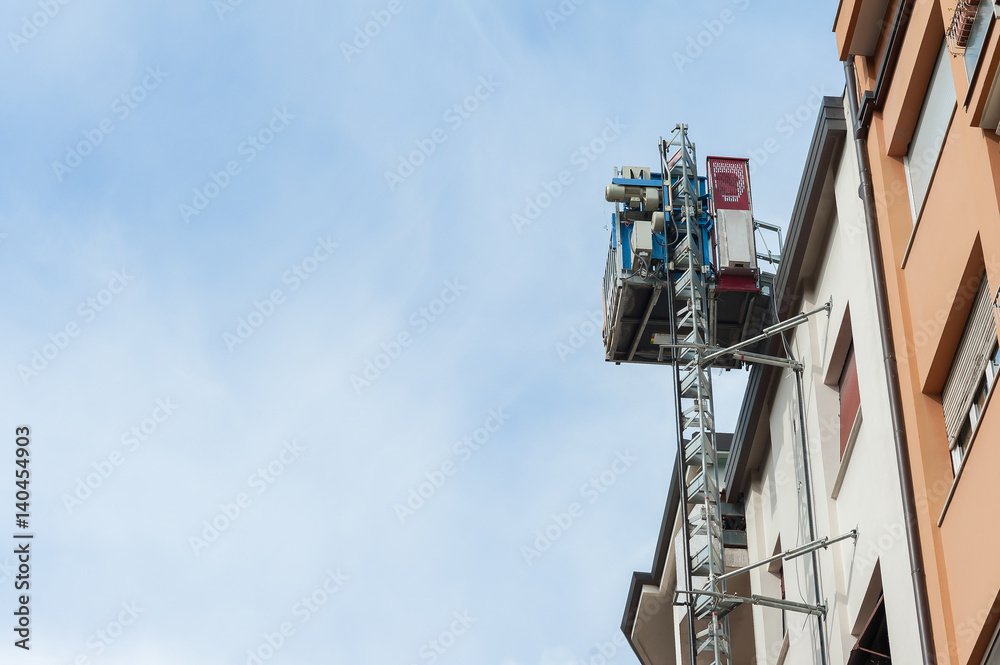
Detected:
[
  {"left": 716, "top": 529, "right": 859, "bottom": 583},
  {"left": 725, "top": 349, "right": 802, "bottom": 370},
  {"left": 700, "top": 299, "right": 832, "bottom": 366},
  {"left": 673, "top": 588, "right": 828, "bottom": 617},
  {"left": 627, "top": 286, "right": 661, "bottom": 362},
  {"left": 655, "top": 345, "right": 802, "bottom": 370}
]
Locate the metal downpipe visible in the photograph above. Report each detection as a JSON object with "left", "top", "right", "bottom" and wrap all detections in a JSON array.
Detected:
[
  {"left": 844, "top": 57, "right": 937, "bottom": 665},
  {"left": 792, "top": 365, "right": 828, "bottom": 665},
  {"left": 771, "top": 294, "right": 829, "bottom": 665}
]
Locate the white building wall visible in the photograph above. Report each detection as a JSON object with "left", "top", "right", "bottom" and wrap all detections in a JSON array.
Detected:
[{"left": 744, "top": 97, "right": 921, "bottom": 664}]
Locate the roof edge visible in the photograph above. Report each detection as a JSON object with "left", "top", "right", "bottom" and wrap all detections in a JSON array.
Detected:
[{"left": 724, "top": 95, "right": 849, "bottom": 501}]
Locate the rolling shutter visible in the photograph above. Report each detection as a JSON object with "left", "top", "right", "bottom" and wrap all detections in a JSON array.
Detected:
[{"left": 942, "top": 277, "right": 996, "bottom": 444}]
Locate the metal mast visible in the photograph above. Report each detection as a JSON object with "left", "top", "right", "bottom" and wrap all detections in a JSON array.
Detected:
[{"left": 661, "top": 124, "right": 730, "bottom": 663}]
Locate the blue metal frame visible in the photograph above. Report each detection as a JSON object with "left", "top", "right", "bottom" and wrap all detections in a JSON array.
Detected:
[
  {"left": 608, "top": 172, "right": 719, "bottom": 279},
  {"left": 610, "top": 177, "right": 665, "bottom": 187}
]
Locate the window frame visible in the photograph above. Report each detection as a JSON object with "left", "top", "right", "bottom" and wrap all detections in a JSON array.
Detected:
[
  {"left": 949, "top": 339, "right": 999, "bottom": 475},
  {"left": 939, "top": 336, "right": 1000, "bottom": 525},
  {"left": 838, "top": 343, "right": 861, "bottom": 460},
  {"left": 847, "top": 594, "right": 891, "bottom": 665},
  {"left": 903, "top": 41, "right": 957, "bottom": 227},
  {"left": 937, "top": 276, "right": 999, "bottom": 525}
]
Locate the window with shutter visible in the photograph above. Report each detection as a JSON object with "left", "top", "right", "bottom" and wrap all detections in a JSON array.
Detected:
[
  {"left": 839, "top": 343, "right": 860, "bottom": 460},
  {"left": 942, "top": 275, "right": 998, "bottom": 474}
]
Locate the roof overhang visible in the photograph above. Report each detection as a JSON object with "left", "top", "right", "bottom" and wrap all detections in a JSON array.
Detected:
[{"left": 723, "top": 95, "right": 849, "bottom": 502}]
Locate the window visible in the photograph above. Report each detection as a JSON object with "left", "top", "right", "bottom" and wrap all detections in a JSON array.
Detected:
[
  {"left": 848, "top": 594, "right": 892, "bottom": 665},
  {"left": 839, "top": 343, "right": 861, "bottom": 459},
  {"left": 904, "top": 42, "right": 956, "bottom": 223},
  {"left": 950, "top": 0, "right": 995, "bottom": 80},
  {"left": 942, "top": 276, "right": 998, "bottom": 474}
]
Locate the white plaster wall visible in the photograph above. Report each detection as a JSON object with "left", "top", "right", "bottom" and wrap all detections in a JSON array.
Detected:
[{"left": 743, "top": 98, "right": 920, "bottom": 664}]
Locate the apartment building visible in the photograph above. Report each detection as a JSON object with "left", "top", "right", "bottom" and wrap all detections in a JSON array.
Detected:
[{"left": 836, "top": 1, "right": 1000, "bottom": 663}]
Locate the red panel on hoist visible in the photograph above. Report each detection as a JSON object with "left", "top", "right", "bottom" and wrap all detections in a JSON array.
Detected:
[{"left": 706, "top": 157, "right": 751, "bottom": 211}]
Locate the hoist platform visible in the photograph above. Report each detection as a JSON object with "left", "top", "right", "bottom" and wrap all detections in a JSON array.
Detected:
[{"left": 601, "top": 150, "right": 775, "bottom": 369}]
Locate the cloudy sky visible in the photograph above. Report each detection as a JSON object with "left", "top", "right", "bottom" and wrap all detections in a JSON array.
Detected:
[{"left": 1, "top": 1, "right": 844, "bottom": 663}]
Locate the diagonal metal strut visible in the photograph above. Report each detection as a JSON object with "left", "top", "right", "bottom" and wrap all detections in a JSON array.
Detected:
[
  {"left": 716, "top": 529, "right": 858, "bottom": 583},
  {"left": 673, "top": 588, "right": 828, "bottom": 617},
  {"left": 699, "top": 300, "right": 832, "bottom": 366}
]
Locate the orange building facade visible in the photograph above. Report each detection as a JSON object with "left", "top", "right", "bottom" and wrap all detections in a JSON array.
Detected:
[{"left": 837, "top": 0, "right": 1000, "bottom": 663}]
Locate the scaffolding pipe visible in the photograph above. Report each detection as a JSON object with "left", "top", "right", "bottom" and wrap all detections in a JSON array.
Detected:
[
  {"left": 768, "top": 292, "right": 829, "bottom": 665},
  {"left": 726, "top": 349, "right": 802, "bottom": 370},
  {"left": 792, "top": 361, "right": 829, "bottom": 664},
  {"left": 673, "top": 589, "right": 827, "bottom": 617},
  {"left": 716, "top": 530, "right": 858, "bottom": 583},
  {"left": 700, "top": 301, "right": 831, "bottom": 366},
  {"left": 750, "top": 594, "right": 826, "bottom": 617}
]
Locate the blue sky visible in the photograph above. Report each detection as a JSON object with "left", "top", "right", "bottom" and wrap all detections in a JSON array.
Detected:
[{"left": 1, "top": 1, "right": 844, "bottom": 663}]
